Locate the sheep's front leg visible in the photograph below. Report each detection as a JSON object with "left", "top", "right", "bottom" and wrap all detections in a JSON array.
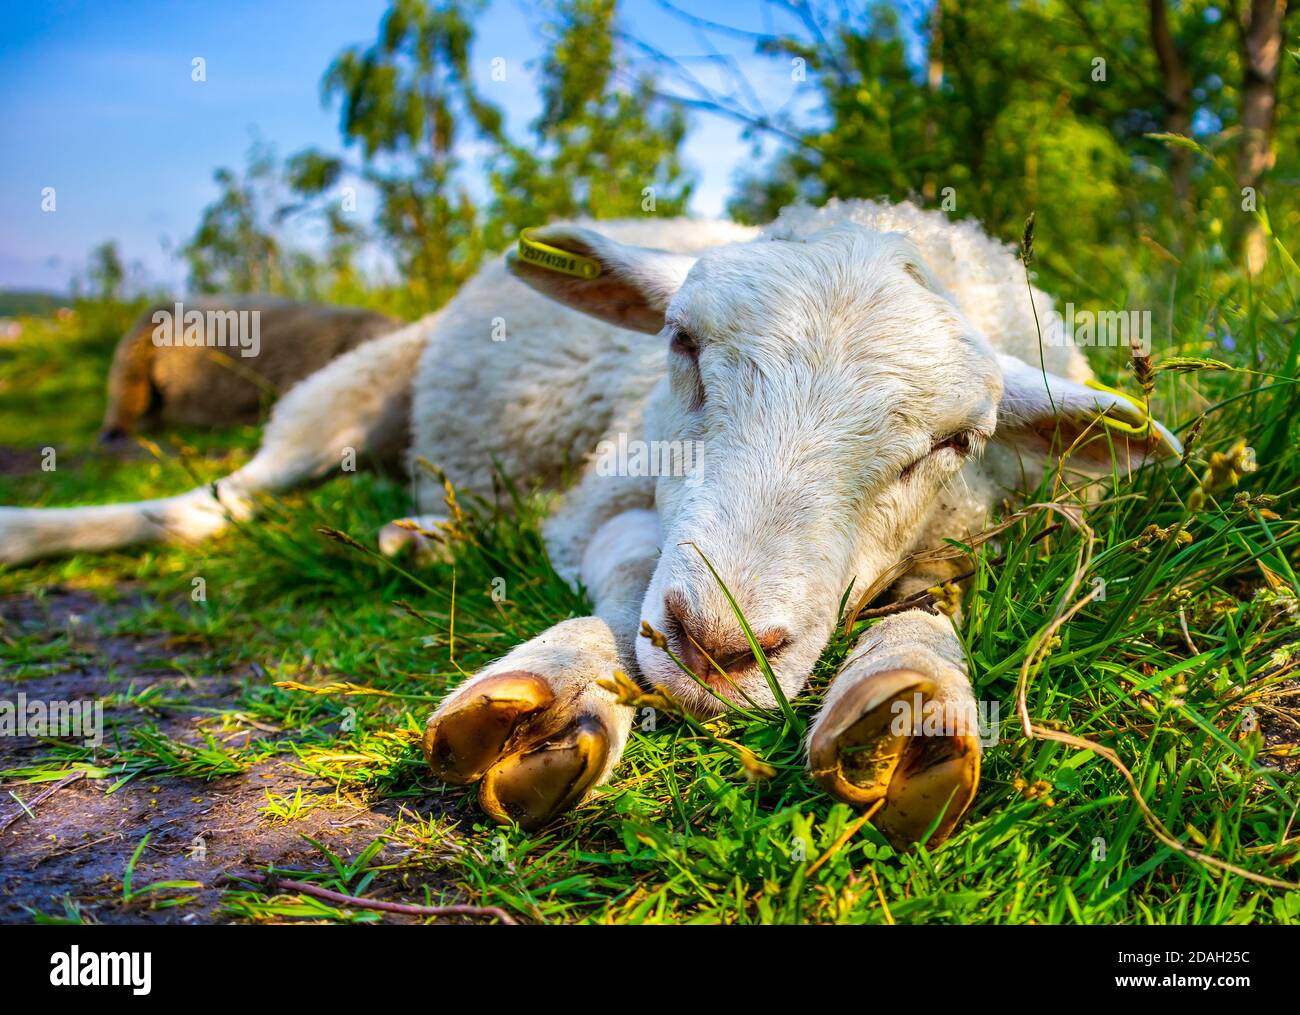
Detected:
[
  {"left": 810, "top": 609, "right": 982, "bottom": 848},
  {"left": 423, "top": 509, "right": 659, "bottom": 830}
]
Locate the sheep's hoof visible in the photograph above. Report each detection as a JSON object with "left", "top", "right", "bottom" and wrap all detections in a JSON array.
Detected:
[
  {"left": 423, "top": 671, "right": 554, "bottom": 785},
  {"left": 809, "top": 669, "right": 979, "bottom": 848},
  {"left": 875, "top": 726, "right": 979, "bottom": 849},
  {"left": 479, "top": 715, "right": 609, "bottom": 831},
  {"left": 810, "top": 670, "right": 929, "bottom": 806}
]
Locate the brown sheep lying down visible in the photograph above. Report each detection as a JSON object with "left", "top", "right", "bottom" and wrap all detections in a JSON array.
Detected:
[{"left": 99, "top": 296, "right": 398, "bottom": 443}]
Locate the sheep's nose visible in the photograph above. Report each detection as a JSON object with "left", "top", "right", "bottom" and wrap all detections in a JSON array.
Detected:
[{"left": 663, "top": 592, "right": 789, "bottom": 683}]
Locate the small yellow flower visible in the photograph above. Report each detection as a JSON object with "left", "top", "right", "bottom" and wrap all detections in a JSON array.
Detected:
[
  {"left": 737, "top": 746, "right": 776, "bottom": 782},
  {"left": 1135, "top": 523, "right": 1192, "bottom": 549},
  {"left": 1203, "top": 440, "right": 1256, "bottom": 490},
  {"left": 927, "top": 582, "right": 963, "bottom": 617},
  {"left": 1012, "top": 774, "right": 1055, "bottom": 807},
  {"left": 639, "top": 620, "right": 668, "bottom": 650}
]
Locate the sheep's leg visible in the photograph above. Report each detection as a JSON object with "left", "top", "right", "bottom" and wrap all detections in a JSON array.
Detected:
[
  {"left": 0, "top": 324, "right": 423, "bottom": 565},
  {"left": 423, "top": 507, "right": 659, "bottom": 829},
  {"left": 810, "top": 609, "right": 982, "bottom": 848}
]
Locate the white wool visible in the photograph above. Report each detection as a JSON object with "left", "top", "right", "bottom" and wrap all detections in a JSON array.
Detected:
[{"left": 760, "top": 198, "right": 1092, "bottom": 383}]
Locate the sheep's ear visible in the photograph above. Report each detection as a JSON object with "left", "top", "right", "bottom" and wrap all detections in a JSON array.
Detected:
[
  {"left": 506, "top": 225, "right": 695, "bottom": 333},
  {"left": 994, "top": 354, "right": 1182, "bottom": 469}
]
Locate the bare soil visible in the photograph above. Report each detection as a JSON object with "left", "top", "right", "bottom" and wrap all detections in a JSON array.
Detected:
[{"left": 0, "top": 589, "right": 452, "bottom": 924}]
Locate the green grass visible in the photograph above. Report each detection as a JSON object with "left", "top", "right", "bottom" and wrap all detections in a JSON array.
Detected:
[{"left": 1, "top": 242, "right": 1298, "bottom": 924}]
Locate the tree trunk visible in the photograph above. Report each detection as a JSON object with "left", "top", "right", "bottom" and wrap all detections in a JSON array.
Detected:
[
  {"left": 1149, "top": 0, "right": 1193, "bottom": 213},
  {"left": 1236, "top": 0, "right": 1287, "bottom": 275},
  {"left": 922, "top": 2, "right": 944, "bottom": 204}
]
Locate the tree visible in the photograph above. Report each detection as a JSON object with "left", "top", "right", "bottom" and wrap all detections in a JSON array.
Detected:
[
  {"left": 320, "top": 0, "right": 504, "bottom": 310},
  {"left": 84, "top": 241, "right": 127, "bottom": 303},
  {"left": 291, "top": 0, "right": 691, "bottom": 312},
  {"left": 483, "top": 0, "right": 692, "bottom": 246},
  {"left": 1235, "top": 0, "right": 1289, "bottom": 274},
  {"left": 646, "top": 0, "right": 1293, "bottom": 285},
  {"left": 182, "top": 142, "right": 287, "bottom": 294},
  {"left": 1150, "top": 0, "right": 1194, "bottom": 211},
  {"left": 716, "top": 1, "right": 1142, "bottom": 281}
]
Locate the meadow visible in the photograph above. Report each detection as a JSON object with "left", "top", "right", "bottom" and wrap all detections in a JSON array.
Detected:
[{"left": 1, "top": 221, "right": 1299, "bottom": 925}]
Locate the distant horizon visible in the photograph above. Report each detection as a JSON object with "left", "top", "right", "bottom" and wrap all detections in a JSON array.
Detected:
[{"left": 0, "top": 0, "right": 857, "bottom": 294}]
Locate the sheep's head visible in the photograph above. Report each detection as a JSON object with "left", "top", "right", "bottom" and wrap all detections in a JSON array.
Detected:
[{"left": 509, "top": 222, "right": 1178, "bottom": 715}]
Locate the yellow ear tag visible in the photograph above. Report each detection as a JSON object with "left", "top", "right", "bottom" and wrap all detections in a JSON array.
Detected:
[
  {"left": 517, "top": 227, "right": 602, "bottom": 280},
  {"left": 1083, "top": 379, "right": 1158, "bottom": 439}
]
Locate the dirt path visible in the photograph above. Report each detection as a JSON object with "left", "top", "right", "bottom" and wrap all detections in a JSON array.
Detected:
[{"left": 0, "top": 590, "right": 451, "bottom": 924}]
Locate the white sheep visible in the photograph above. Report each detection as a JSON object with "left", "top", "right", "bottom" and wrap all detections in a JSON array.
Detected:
[{"left": 0, "top": 200, "right": 1178, "bottom": 846}]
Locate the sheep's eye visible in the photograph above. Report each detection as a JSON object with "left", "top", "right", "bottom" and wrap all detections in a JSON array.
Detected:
[
  {"left": 670, "top": 327, "right": 699, "bottom": 357},
  {"left": 668, "top": 327, "right": 705, "bottom": 408},
  {"left": 931, "top": 431, "right": 972, "bottom": 456},
  {"left": 899, "top": 430, "right": 978, "bottom": 480}
]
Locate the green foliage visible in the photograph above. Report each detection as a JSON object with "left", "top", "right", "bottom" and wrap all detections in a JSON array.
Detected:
[
  {"left": 82, "top": 242, "right": 127, "bottom": 303},
  {"left": 727, "top": 0, "right": 1298, "bottom": 289},
  {"left": 4, "top": 217, "right": 1298, "bottom": 922},
  {"left": 182, "top": 141, "right": 289, "bottom": 295},
  {"left": 273, "top": 0, "right": 691, "bottom": 316},
  {"left": 483, "top": 0, "right": 692, "bottom": 248},
  {"left": 179, "top": 139, "right": 370, "bottom": 309},
  {"left": 8, "top": 0, "right": 1300, "bottom": 926},
  {"left": 319, "top": 0, "right": 499, "bottom": 312},
  {"left": 0, "top": 290, "right": 67, "bottom": 316}
]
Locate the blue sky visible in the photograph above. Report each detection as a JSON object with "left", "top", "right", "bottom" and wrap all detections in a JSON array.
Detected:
[{"left": 0, "top": 0, "right": 828, "bottom": 292}]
